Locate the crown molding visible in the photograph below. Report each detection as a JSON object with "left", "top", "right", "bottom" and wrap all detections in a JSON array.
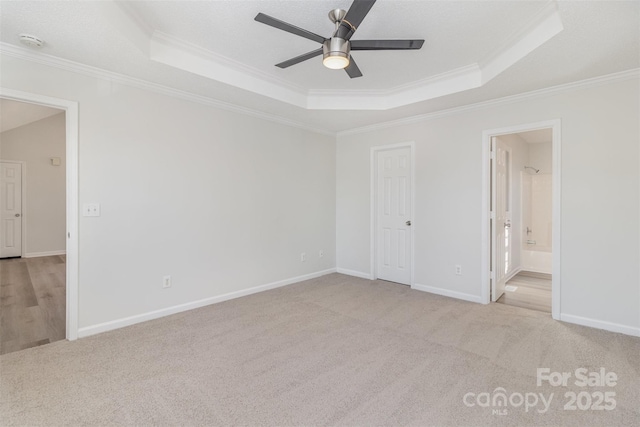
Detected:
[
  {"left": 306, "top": 1, "right": 563, "bottom": 110},
  {"left": 337, "top": 68, "right": 640, "bottom": 137},
  {"left": 0, "top": 42, "right": 334, "bottom": 137},
  {"left": 150, "top": 31, "right": 309, "bottom": 108},
  {"left": 1, "top": 0, "right": 565, "bottom": 112},
  {"left": 481, "top": 0, "right": 563, "bottom": 83},
  {"left": 142, "top": 1, "right": 563, "bottom": 110}
]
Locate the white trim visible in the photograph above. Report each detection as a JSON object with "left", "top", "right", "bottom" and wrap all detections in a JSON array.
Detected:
[
  {"left": 0, "top": 159, "right": 27, "bottom": 258},
  {"left": 520, "top": 267, "right": 552, "bottom": 275},
  {"left": 0, "top": 88, "right": 80, "bottom": 341},
  {"left": 2, "top": 42, "right": 637, "bottom": 133},
  {"left": 0, "top": 0, "right": 561, "bottom": 112},
  {"left": 480, "top": 0, "right": 562, "bottom": 84},
  {"left": 412, "top": 283, "right": 483, "bottom": 304},
  {"left": 24, "top": 250, "right": 66, "bottom": 258},
  {"left": 0, "top": 43, "right": 333, "bottom": 137},
  {"left": 150, "top": 31, "right": 308, "bottom": 108},
  {"left": 481, "top": 119, "right": 562, "bottom": 321},
  {"left": 78, "top": 268, "right": 336, "bottom": 338},
  {"left": 560, "top": 314, "right": 640, "bottom": 338},
  {"left": 336, "top": 268, "right": 373, "bottom": 280},
  {"left": 369, "top": 142, "right": 415, "bottom": 285},
  {"left": 338, "top": 69, "right": 639, "bottom": 136},
  {"left": 151, "top": 0, "right": 562, "bottom": 112},
  {"left": 550, "top": 122, "right": 562, "bottom": 320},
  {"left": 505, "top": 267, "right": 522, "bottom": 283}
]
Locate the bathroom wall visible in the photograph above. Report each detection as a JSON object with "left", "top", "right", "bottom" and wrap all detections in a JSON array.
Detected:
[
  {"left": 521, "top": 140, "right": 553, "bottom": 273},
  {"left": 529, "top": 172, "right": 553, "bottom": 250},
  {"left": 529, "top": 141, "right": 553, "bottom": 174},
  {"left": 524, "top": 141, "right": 553, "bottom": 252}
]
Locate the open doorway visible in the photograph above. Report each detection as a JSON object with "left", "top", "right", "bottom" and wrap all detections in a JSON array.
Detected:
[
  {"left": 482, "top": 120, "right": 561, "bottom": 319},
  {"left": 492, "top": 129, "right": 553, "bottom": 312},
  {"left": 0, "top": 92, "right": 78, "bottom": 353}
]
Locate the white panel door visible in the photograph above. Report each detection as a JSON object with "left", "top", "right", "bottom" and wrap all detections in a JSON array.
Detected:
[
  {"left": 491, "top": 138, "right": 510, "bottom": 301},
  {"left": 376, "top": 147, "right": 411, "bottom": 285},
  {"left": 1, "top": 162, "right": 23, "bottom": 258}
]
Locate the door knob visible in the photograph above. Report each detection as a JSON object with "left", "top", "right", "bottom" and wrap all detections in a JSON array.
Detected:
[
  {"left": 15, "top": 213, "right": 20, "bottom": 217},
  {"left": 406, "top": 220, "right": 411, "bottom": 226}
]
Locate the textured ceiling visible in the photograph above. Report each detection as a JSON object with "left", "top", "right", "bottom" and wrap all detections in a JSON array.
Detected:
[
  {"left": 129, "top": 0, "right": 546, "bottom": 90},
  {"left": 0, "top": 1, "right": 638, "bottom": 132}
]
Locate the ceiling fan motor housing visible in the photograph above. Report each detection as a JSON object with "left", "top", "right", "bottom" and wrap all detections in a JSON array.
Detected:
[
  {"left": 323, "top": 38, "right": 350, "bottom": 62},
  {"left": 255, "top": 0, "right": 424, "bottom": 77}
]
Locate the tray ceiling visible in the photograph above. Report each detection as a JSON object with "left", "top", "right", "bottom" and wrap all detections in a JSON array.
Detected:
[{"left": 1, "top": 1, "right": 638, "bottom": 131}]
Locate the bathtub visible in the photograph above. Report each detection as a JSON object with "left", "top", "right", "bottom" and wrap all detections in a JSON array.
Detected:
[{"left": 521, "top": 246, "right": 552, "bottom": 274}]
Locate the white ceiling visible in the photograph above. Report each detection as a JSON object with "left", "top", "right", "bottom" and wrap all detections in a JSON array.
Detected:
[
  {"left": 0, "top": 1, "right": 638, "bottom": 132},
  {"left": 0, "top": 99, "right": 63, "bottom": 133},
  {"left": 517, "top": 128, "right": 552, "bottom": 144}
]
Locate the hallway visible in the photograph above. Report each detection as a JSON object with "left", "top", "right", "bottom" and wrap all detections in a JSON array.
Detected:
[{"left": 0, "top": 255, "right": 66, "bottom": 355}]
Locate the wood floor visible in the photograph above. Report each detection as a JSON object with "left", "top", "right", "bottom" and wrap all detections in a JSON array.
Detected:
[
  {"left": 497, "top": 270, "right": 551, "bottom": 313},
  {"left": 0, "top": 255, "right": 66, "bottom": 355}
]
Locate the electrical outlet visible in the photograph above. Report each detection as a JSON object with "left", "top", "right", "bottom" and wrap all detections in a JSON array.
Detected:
[
  {"left": 162, "top": 275, "right": 171, "bottom": 288},
  {"left": 455, "top": 265, "right": 462, "bottom": 276},
  {"left": 82, "top": 203, "right": 100, "bottom": 217},
  {"left": 319, "top": 250, "right": 324, "bottom": 258},
  {"left": 301, "top": 252, "right": 306, "bottom": 262}
]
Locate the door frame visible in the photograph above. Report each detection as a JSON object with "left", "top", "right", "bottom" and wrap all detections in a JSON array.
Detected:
[
  {"left": 0, "top": 88, "right": 79, "bottom": 341},
  {"left": 481, "top": 119, "right": 561, "bottom": 320},
  {"left": 370, "top": 141, "right": 415, "bottom": 284},
  {"left": 0, "top": 160, "right": 27, "bottom": 257}
]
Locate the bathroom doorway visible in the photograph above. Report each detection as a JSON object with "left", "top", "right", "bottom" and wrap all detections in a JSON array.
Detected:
[{"left": 482, "top": 120, "right": 561, "bottom": 318}]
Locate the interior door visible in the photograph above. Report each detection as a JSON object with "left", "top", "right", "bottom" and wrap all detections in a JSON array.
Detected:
[
  {"left": 376, "top": 147, "right": 411, "bottom": 285},
  {"left": 491, "top": 138, "right": 510, "bottom": 301},
  {"left": 1, "top": 162, "right": 23, "bottom": 258}
]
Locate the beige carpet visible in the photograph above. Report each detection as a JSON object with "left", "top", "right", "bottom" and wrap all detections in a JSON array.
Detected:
[{"left": 1, "top": 273, "right": 638, "bottom": 426}]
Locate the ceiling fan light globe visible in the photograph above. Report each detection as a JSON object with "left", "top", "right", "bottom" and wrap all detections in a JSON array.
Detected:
[{"left": 323, "top": 55, "right": 350, "bottom": 70}]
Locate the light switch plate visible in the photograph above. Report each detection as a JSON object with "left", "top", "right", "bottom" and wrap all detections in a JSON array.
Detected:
[{"left": 83, "top": 203, "right": 100, "bottom": 217}]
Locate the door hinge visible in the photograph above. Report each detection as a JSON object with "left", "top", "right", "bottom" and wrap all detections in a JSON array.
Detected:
[
  {"left": 490, "top": 271, "right": 495, "bottom": 280},
  {"left": 490, "top": 151, "right": 495, "bottom": 160},
  {"left": 490, "top": 211, "right": 496, "bottom": 220}
]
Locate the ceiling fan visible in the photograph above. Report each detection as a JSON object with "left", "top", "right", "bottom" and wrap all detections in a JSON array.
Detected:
[{"left": 255, "top": 0, "right": 424, "bottom": 78}]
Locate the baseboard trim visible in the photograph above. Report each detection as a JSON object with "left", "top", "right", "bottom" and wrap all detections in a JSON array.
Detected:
[
  {"left": 505, "top": 267, "right": 522, "bottom": 283},
  {"left": 560, "top": 314, "right": 640, "bottom": 337},
  {"left": 78, "top": 268, "right": 337, "bottom": 338},
  {"left": 520, "top": 267, "right": 553, "bottom": 275},
  {"left": 24, "top": 250, "right": 66, "bottom": 258},
  {"left": 336, "top": 268, "right": 373, "bottom": 280},
  {"left": 412, "top": 283, "right": 483, "bottom": 304}
]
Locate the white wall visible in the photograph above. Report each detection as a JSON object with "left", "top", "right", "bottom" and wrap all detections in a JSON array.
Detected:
[
  {"left": 1, "top": 54, "right": 336, "bottom": 330},
  {"left": 337, "top": 78, "right": 640, "bottom": 334},
  {"left": 1, "top": 112, "right": 66, "bottom": 256},
  {"left": 529, "top": 141, "right": 553, "bottom": 174}
]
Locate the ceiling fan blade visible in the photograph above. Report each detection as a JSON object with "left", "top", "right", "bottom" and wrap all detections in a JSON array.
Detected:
[
  {"left": 276, "top": 48, "right": 324, "bottom": 68},
  {"left": 344, "top": 56, "right": 363, "bottom": 78},
  {"left": 350, "top": 39, "right": 425, "bottom": 50},
  {"left": 255, "top": 13, "right": 327, "bottom": 44},
  {"left": 335, "top": 0, "right": 377, "bottom": 41}
]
